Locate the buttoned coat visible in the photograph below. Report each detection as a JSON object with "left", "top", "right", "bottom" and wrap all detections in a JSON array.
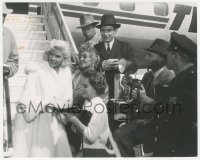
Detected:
[
  {"left": 94, "top": 39, "right": 137, "bottom": 98},
  {"left": 153, "top": 65, "right": 197, "bottom": 156}
]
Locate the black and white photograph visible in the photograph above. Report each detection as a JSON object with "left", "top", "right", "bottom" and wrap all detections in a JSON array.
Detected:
[{"left": 2, "top": 1, "right": 198, "bottom": 158}]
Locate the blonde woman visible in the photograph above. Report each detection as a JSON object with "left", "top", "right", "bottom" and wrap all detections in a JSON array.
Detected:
[{"left": 12, "top": 39, "right": 73, "bottom": 157}]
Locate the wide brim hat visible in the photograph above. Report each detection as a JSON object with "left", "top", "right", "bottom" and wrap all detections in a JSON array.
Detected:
[
  {"left": 76, "top": 14, "right": 99, "bottom": 29},
  {"left": 145, "top": 39, "right": 169, "bottom": 57},
  {"left": 96, "top": 14, "right": 121, "bottom": 29},
  {"left": 3, "top": 3, "right": 13, "bottom": 14},
  {"left": 168, "top": 32, "right": 197, "bottom": 57}
]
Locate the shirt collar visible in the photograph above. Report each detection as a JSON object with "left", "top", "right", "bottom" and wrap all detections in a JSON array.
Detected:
[
  {"left": 153, "top": 66, "right": 165, "bottom": 78},
  {"left": 104, "top": 38, "right": 115, "bottom": 50},
  {"left": 86, "top": 33, "right": 97, "bottom": 43}
]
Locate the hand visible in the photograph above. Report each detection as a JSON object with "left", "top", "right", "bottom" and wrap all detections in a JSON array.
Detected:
[
  {"left": 102, "top": 60, "right": 107, "bottom": 71},
  {"left": 102, "top": 59, "right": 119, "bottom": 70},
  {"left": 71, "top": 54, "right": 79, "bottom": 64},
  {"left": 131, "top": 84, "right": 145, "bottom": 98},
  {"left": 3, "top": 67, "right": 10, "bottom": 76},
  {"left": 63, "top": 113, "right": 77, "bottom": 123},
  {"left": 131, "top": 85, "right": 153, "bottom": 104}
]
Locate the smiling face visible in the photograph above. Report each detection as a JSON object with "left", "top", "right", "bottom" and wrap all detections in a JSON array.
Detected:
[
  {"left": 48, "top": 50, "right": 64, "bottom": 70},
  {"left": 78, "top": 51, "right": 94, "bottom": 70},
  {"left": 100, "top": 25, "right": 117, "bottom": 43}
]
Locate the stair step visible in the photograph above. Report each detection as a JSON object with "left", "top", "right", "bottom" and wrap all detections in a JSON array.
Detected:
[
  {"left": 13, "top": 31, "right": 46, "bottom": 40},
  {"left": 13, "top": 59, "right": 44, "bottom": 76},
  {"left": 5, "top": 14, "right": 44, "bottom": 23},
  {"left": 3, "top": 102, "right": 19, "bottom": 123},
  {"left": 9, "top": 76, "right": 26, "bottom": 88},
  {"left": 4, "top": 22, "right": 44, "bottom": 31},
  {"left": 9, "top": 86, "right": 24, "bottom": 103},
  {"left": 17, "top": 40, "right": 49, "bottom": 50},
  {"left": 19, "top": 50, "right": 45, "bottom": 61}
]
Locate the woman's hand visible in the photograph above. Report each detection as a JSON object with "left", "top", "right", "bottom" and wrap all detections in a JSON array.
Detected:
[{"left": 64, "top": 113, "right": 77, "bottom": 123}]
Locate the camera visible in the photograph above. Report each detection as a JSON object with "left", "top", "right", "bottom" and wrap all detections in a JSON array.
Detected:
[{"left": 128, "top": 78, "right": 142, "bottom": 90}]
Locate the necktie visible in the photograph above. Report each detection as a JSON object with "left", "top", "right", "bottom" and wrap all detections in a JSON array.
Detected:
[
  {"left": 107, "top": 43, "right": 111, "bottom": 54},
  {"left": 146, "top": 72, "right": 155, "bottom": 99}
]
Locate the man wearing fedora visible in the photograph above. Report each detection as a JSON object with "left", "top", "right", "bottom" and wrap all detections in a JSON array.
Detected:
[
  {"left": 94, "top": 14, "right": 137, "bottom": 99},
  {"left": 3, "top": 3, "right": 19, "bottom": 77},
  {"left": 77, "top": 14, "right": 101, "bottom": 47},
  {"left": 113, "top": 39, "right": 175, "bottom": 157},
  {"left": 152, "top": 32, "right": 197, "bottom": 156}
]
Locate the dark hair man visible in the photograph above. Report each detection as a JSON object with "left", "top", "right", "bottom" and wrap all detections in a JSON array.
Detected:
[{"left": 113, "top": 39, "right": 175, "bottom": 157}]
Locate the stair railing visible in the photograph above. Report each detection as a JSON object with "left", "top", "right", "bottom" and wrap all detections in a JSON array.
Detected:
[{"left": 41, "top": 3, "right": 78, "bottom": 63}]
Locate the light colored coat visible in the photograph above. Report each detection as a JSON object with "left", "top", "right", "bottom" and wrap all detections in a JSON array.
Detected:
[
  {"left": 12, "top": 61, "right": 73, "bottom": 157},
  {"left": 3, "top": 26, "right": 19, "bottom": 77}
]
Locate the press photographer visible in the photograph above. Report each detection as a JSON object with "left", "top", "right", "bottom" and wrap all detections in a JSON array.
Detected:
[{"left": 112, "top": 39, "right": 175, "bottom": 157}]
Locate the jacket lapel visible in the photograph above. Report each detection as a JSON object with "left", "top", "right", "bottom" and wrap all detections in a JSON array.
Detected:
[
  {"left": 98, "top": 42, "right": 109, "bottom": 60},
  {"left": 154, "top": 67, "right": 172, "bottom": 85},
  {"left": 109, "top": 39, "right": 120, "bottom": 59}
]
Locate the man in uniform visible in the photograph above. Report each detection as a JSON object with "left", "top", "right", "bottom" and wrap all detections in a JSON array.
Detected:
[
  {"left": 113, "top": 39, "right": 175, "bottom": 156},
  {"left": 152, "top": 32, "right": 197, "bottom": 156},
  {"left": 77, "top": 14, "right": 101, "bottom": 47}
]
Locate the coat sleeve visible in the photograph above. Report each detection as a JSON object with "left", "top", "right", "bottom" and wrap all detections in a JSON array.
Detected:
[
  {"left": 19, "top": 73, "right": 46, "bottom": 123},
  {"left": 83, "top": 106, "right": 107, "bottom": 144},
  {"left": 6, "top": 30, "right": 19, "bottom": 78}
]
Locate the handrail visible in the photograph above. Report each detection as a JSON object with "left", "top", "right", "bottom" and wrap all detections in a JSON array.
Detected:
[
  {"left": 41, "top": 3, "right": 78, "bottom": 59},
  {"left": 55, "top": 3, "right": 78, "bottom": 54},
  {"left": 3, "top": 76, "right": 14, "bottom": 157}
]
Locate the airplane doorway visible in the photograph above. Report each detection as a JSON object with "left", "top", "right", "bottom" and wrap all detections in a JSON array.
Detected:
[{"left": 6, "top": 3, "right": 29, "bottom": 14}]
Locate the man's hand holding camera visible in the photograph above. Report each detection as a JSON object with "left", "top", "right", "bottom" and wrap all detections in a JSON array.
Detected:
[{"left": 131, "top": 84, "right": 153, "bottom": 104}]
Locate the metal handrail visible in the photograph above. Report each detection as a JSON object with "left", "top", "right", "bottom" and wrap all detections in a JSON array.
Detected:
[
  {"left": 55, "top": 3, "right": 78, "bottom": 54},
  {"left": 3, "top": 76, "right": 14, "bottom": 157},
  {"left": 41, "top": 3, "right": 78, "bottom": 55}
]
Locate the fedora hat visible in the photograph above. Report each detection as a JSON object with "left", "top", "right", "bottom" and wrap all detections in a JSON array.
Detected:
[
  {"left": 3, "top": 3, "right": 13, "bottom": 14},
  {"left": 96, "top": 14, "right": 121, "bottom": 29},
  {"left": 76, "top": 14, "right": 99, "bottom": 29},
  {"left": 145, "top": 39, "right": 169, "bottom": 57}
]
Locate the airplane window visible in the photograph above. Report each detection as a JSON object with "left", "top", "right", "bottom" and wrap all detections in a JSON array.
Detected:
[
  {"left": 83, "top": 2, "right": 99, "bottom": 7},
  {"left": 120, "top": 2, "right": 135, "bottom": 11},
  {"left": 154, "top": 3, "right": 168, "bottom": 16}
]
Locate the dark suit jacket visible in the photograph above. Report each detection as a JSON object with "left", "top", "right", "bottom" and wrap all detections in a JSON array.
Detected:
[
  {"left": 140, "top": 67, "right": 175, "bottom": 153},
  {"left": 142, "top": 67, "right": 175, "bottom": 100},
  {"left": 94, "top": 39, "right": 138, "bottom": 98}
]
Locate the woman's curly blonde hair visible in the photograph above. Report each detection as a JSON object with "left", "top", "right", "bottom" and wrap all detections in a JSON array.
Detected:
[
  {"left": 78, "top": 43, "right": 100, "bottom": 69},
  {"left": 43, "top": 39, "right": 71, "bottom": 67}
]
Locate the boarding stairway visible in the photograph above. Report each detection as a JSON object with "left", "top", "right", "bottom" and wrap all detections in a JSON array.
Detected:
[
  {"left": 4, "top": 13, "right": 48, "bottom": 125},
  {"left": 3, "top": 10, "right": 48, "bottom": 156},
  {"left": 3, "top": 3, "right": 78, "bottom": 156}
]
